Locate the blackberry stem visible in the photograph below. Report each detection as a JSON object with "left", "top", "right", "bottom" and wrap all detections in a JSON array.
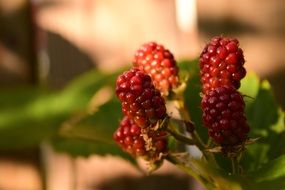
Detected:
[
  {"left": 231, "top": 156, "right": 239, "bottom": 175},
  {"left": 172, "top": 97, "right": 206, "bottom": 150},
  {"left": 171, "top": 93, "right": 218, "bottom": 165},
  {"left": 166, "top": 154, "right": 215, "bottom": 190},
  {"left": 166, "top": 127, "right": 195, "bottom": 145}
]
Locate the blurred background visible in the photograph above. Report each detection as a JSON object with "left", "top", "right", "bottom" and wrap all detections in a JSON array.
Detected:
[{"left": 0, "top": 0, "right": 285, "bottom": 189}]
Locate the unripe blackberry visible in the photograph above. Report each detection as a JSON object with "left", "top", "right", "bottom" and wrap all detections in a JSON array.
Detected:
[
  {"left": 199, "top": 36, "right": 246, "bottom": 94},
  {"left": 116, "top": 68, "right": 167, "bottom": 127},
  {"left": 133, "top": 42, "right": 179, "bottom": 96},
  {"left": 201, "top": 86, "right": 250, "bottom": 146},
  {"left": 113, "top": 116, "right": 168, "bottom": 159}
]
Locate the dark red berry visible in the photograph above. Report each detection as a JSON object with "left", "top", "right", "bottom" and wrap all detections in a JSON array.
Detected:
[
  {"left": 113, "top": 116, "right": 168, "bottom": 159},
  {"left": 201, "top": 86, "right": 249, "bottom": 146},
  {"left": 199, "top": 36, "right": 246, "bottom": 94},
  {"left": 116, "top": 68, "right": 166, "bottom": 127},
  {"left": 133, "top": 42, "right": 179, "bottom": 96}
]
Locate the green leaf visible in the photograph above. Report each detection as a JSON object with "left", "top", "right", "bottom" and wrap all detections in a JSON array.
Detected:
[
  {"left": 240, "top": 155, "right": 285, "bottom": 190},
  {"left": 241, "top": 80, "right": 285, "bottom": 171},
  {"left": 251, "top": 177, "right": 285, "bottom": 190},
  {"left": 239, "top": 72, "right": 260, "bottom": 98},
  {"left": 52, "top": 138, "right": 131, "bottom": 159},
  {"left": 251, "top": 155, "right": 285, "bottom": 182},
  {"left": 0, "top": 90, "right": 67, "bottom": 148},
  {"left": 52, "top": 97, "right": 135, "bottom": 162},
  {"left": 0, "top": 68, "right": 122, "bottom": 149},
  {"left": 246, "top": 81, "right": 281, "bottom": 136},
  {"left": 59, "top": 98, "right": 122, "bottom": 144},
  {"left": 56, "top": 68, "right": 123, "bottom": 111},
  {"left": 0, "top": 87, "right": 43, "bottom": 109}
]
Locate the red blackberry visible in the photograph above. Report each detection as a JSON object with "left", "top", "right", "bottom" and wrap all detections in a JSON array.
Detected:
[
  {"left": 201, "top": 86, "right": 250, "bottom": 146},
  {"left": 199, "top": 36, "right": 246, "bottom": 94},
  {"left": 113, "top": 116, "right": 168, "bottom": 159},
  {"left": 133, "top": 42, "right": 179, "bottom": 96},
  {"left": 116, "top": 68, "right": 167, "bottom": 127}
]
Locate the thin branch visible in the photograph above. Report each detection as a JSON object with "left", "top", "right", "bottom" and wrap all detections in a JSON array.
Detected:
[
  {"left": 231, "top": 156, "right": 239, "bottom": 175},
  {"left": 166, "top": 127, "right": 196, "bottom": 145},
  {"left": 166, "top": 154, "right": 213, "bottom": 190}
]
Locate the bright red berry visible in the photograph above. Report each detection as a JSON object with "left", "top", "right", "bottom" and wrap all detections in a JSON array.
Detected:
[
  {"left": 113, "top": 116, "right": 168, "bottom": 159},
  {"left": 201, "top": 86, "right": 249, "bottom": 146},
  {"left": 133, "top": 42, "right": 179, "bottom": 96},
  {"left": 116, "top": 68, "right": 167, "bottom": 127},
  {"left": 199, "top": 36, "right": 246, "bottom": 94}
]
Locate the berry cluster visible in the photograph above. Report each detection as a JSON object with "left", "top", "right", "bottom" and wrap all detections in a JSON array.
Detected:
[
  {"left": 133, "top": 42, "right": 179, "bottom": 96},
  {"left": 200, "top": 37, "right": 249, "bottom": 147},
  {"left": 114, "top": 37, "right": 250, "bottom": 160},
  {"left": 201, "top": 86, "right": 249, "bottom": 146},
  {"left": 113, "top": 116, "right": 168, "bottom": 159},
  {"left": 116, "top": 68, "right": 167, "bottom": 128},
  {"left": 115, "top": 48, "right": 170, "bottom": 160},
  {"left": 199, "top": 36, "right": 246, "bottom": 94}
]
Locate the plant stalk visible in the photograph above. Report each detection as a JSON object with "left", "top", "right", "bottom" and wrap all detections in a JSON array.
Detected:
[
  {"left": 171, "top": 93, "right": 218, "bottom": 165},
  {"left": 166, "top": 154, "right": 215, "bottom": 190},
  {"left": 166, "top": 127, "right": 196, "bottom": 145},
  {"left": 231, "top": 156, "right": 239, "bottom": 175},
  {"left": 172, "top": 96, "right": 206, "bottom": 149}
]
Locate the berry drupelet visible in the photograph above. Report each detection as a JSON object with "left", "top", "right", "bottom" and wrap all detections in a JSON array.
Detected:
[
  {"left": 113, "top": 116, "right": 168, "bottom": 159},
  {"left": 133, "top": 42, "right": 179, "bottom": 96},
  {"left": 199, "top": 36, "right": 246, "bottom": 94},
  {"left": 201, "top": 85, "right": 250, "bottom": 146},
  {"left": 116, "top": 68, "right": 167, "bottom": 128}
]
